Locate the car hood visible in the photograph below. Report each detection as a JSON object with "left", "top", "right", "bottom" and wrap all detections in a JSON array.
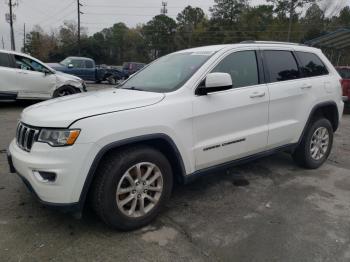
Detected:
[
  {"left": 21, "top": 88, "right": 165, "bottom": 127},
  {"left": 55, "top": 71, "right": 82, "bottom": 82}
]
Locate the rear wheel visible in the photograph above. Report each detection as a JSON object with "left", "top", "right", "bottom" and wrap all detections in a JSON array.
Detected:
[
  {"left": 53, "top": 86, "right": 77, "bottom": 98},
  {"left": 91, "top": 146, "right": 173, "bottom": 231},
  {"left": 106, "top": 75, "right": 119, "bottom": 85},
  {"left": 292, "top": 118, "right": 333, "bottom": 169}
]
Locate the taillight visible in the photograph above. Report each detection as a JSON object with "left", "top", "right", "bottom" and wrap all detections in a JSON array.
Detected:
[{"left": 340, "top": 79, "right": 349, "bottom": 96}]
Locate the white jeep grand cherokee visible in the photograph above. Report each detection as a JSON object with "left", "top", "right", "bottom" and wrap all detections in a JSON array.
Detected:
[
  {"left": 0, "top": 49, "right": 86, "bottom": 100},
  {"left": 7, "top": 42, "right": 344, "bottom": 230}
]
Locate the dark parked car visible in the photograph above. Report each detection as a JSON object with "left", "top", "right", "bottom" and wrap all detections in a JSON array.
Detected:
[
  {"left": 336, "top": 66, "right": 350, "bottom": 105},
  {"left": 48, "top": 57, "right": 127, "bottom": 84},
  {"left": 122, "top": 62, "right": 146, "bottom": 76}
]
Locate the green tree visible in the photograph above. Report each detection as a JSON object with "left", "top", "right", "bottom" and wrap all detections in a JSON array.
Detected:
[
  {"left": 302, "top": 3, "right": 325, "bottom": 41},
  {"left": 142, "top": 15, "right": 177, "bottom": 59},
  {"left": 24, "top": 25, "right": 58, "bottom": 61},
  {"left": 176, "top": 6, "right": 207, "bottom": 48},
  {"left": 267, "top": 0, "right": 317, "bottom": 41},
  {"left": 210, "top": 0, "right": 249, "bottom": 26}
]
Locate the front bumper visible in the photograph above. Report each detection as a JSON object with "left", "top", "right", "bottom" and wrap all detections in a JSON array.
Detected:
[
  {"left": 7, "top": 151, "right": 81, "bottom": 212},
  {"left": 8, "top": 139, "right": 96, "bottom": 209}
]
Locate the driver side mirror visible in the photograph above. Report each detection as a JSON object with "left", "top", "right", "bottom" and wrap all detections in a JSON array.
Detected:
[
  {"left": 195, "top": 72, "right": 233, "bottom": 96},
  {"left": 68, "top": 63, "right": 74, "bottom": 68},
  {"left": 43, "top": 68, "right": 51, "bottom": 75}
]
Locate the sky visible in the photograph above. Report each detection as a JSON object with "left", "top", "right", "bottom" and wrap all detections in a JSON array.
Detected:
[{"left": 0, "top": 0, "right": 347, "bottom": 51}]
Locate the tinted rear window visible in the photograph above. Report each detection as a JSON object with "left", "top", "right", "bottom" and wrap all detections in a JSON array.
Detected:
[
  {"left": 264, "top": 51, "right": 300, "bottom": 82},
  {"left": 337, "top": 68, "right": 350, "bottom": 79},
  {"left": 296, "top": 52, "right": 328, "bottom": 77},
  {"left": 0, "top": 52, "right": 12, "bottom": 68}
]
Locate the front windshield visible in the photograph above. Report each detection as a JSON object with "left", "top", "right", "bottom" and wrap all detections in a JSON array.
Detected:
[
  {"left": 60, "top": 58, "right": 71, "bottom": 66},
  {"left": 120, "top": 52, "right": 214, "bottom": 93}
]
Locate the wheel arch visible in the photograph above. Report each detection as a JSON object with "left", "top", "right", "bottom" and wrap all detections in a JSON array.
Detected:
[
  {"left": 299, "top": 101, "right": 340, "bottom": 144},
  {"left": 78, "top": 133, "right": 187, "bottom": 208},
  {"left": 53, "top": 84, "right": 82, "bottom": 97}
]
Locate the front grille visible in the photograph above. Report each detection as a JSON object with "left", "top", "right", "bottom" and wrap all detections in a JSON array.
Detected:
[{"left": 16, "top": 122, "right": 40, "bottom": 152}]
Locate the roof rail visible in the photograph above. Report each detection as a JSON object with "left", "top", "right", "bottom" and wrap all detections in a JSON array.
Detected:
[{"left": 240, "top": 40, "right": 306, "bottom": 46}]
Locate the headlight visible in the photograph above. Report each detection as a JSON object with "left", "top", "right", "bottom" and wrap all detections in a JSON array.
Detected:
[{"left": 38, "top": 129, "right": 80, "bottom": 147}]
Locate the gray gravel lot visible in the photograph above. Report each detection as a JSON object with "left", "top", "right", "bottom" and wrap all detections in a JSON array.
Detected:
[{"left": 0, "top": 84, "right": 350, "bottom": 261}]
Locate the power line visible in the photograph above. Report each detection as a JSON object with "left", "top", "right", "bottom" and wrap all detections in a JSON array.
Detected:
[
  {"left": 84, "top": 4, "right": 212, "bottom": 8},
  {"left": 41, "top": 9, "right": 76, "bottom": 27},
  {"left": 36, "top": 0, "right": 76, "bottom": 25},
  {"left": 84, "top": 12, "right": 178, "bottom": 17}
]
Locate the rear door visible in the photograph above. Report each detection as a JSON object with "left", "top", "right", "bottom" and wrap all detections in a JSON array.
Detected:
[
  {"left": 0, "top": 52, "right": 18, "bottom": 99},
  {"left": 84, "top": 60, "right": 96, "bottom": 81},
  {"left": 263, "top": 49, "right": 314, "bottom": 148}
]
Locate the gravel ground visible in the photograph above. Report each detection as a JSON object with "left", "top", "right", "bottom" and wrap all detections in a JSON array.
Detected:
[{"left": 0, "top": 84, "right": 350, "bottom": 262}]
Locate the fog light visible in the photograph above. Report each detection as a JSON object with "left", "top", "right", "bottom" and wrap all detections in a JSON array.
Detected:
[{"left": 33, "top": 170, "right": 57, "bottom": 183}]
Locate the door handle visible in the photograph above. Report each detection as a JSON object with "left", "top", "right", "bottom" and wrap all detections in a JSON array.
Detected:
[
  {"left": 17, "top": 71, "right": 28, "bottom": 75},
  {"left": 301, "top": 84, "right": 312, "bottom": 89},
  {"left": 250, "top": 91, "right": 266, "bottom": 98}
]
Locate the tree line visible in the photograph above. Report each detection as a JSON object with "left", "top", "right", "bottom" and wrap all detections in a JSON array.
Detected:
[{"left": 24, "top": 0, "right": 350, "bottom": 65}]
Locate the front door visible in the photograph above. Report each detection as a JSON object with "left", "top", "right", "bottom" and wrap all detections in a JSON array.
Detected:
[
  {"left": 0, "top": 52, "right": 18, "bottom": 98},
  {"left": 193, "top": 50, "right": 269, "bottom": 170},
  {"left": 14, "top": 55, "right": 56, "bottom": 99}
]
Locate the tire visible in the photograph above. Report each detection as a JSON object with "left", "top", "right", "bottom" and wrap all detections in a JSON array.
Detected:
[
  {"left": 106, "top": 75, "right": 119, "bottom": 85},
  {"left": 53, "top": 86, "right": 77, "bottom": 98},
  {"left": 292, "top": 118, "right": 333, "bottom": 169},
  {"left": 91, "top": 146, "right": 173, "bottom": 231}
]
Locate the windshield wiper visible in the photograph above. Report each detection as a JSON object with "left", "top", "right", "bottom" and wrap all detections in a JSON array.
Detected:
[{"left": 122, "top": 87, "right": 143, "bottom": 91}]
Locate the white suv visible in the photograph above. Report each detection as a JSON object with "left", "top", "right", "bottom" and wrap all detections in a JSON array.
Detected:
[
  {"left": 0, "top": 49, "right": 86, "bottom": 100},
  {"left": 7, "top": 42, "right": 344, "bottom": 230}
]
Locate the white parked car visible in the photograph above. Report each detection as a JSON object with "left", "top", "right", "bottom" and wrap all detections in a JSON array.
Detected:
[
  {"left": 8, "top": 42, "right": 344, "bottom": 230},
  {"left": 0, "top": 49, "right": 86, "bottom": 100}
]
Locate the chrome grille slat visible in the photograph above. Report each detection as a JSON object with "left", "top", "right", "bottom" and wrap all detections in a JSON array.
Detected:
[{"left": 16, "top": 122, "right": 40, "bottom": 152}]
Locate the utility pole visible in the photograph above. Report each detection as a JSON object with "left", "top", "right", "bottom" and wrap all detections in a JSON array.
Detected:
[
  {"left": 6, "top": 0, "right": 17, "bottom": 50},
  {"left": 77, "top": 0, "right": 83, "bottom": 55},
  {"left": 1, "top": 36, "right": 5, "bottom": 49},
  {"left": 23, "top": 23, "right": 26, "bottom": 53},
  {"left": 287, "top": 0, "right": 295, "bottom": 42},
  {"left": 160, "top": 1, "right": 168, "bottom": 15}
]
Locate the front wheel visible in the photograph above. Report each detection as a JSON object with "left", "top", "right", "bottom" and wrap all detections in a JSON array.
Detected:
[
  {"left": 53, "top": 86, "right": 77, "bottom": 98},
  {"left": 292, "top": 118, "right": 333, "bottom": 169},
  {"left": 106, "top": 75, "right": 119, "bottom": 85},
  {"left": 91, "top": 146, "right": 173, "bottom": 231}
]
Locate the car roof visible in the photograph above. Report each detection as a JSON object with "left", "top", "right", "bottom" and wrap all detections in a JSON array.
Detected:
[
  {"left": 0, "top": 49, "right": 33, "bottom": 57},
  {"left": 66, "top": 56, "right": 94, "bottom": 61},
  {"left": 176, "top": 42, "right": 321, "bottom": 54}
]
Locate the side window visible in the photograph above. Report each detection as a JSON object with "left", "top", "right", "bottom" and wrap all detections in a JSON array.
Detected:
[
  {"left": 85, "top": 60, "right": 94, "bottom": 68},
  {"left": 71, "top": 60, "right": 85, "bottom": 68},
  {"left": 337, "top": 68, "right": 350, "bottom": 79},
  {"left": 212, "top": 51, "right": 259, "bottom": 88},
  {"left": 14, "top": 55, "right": 33, "bottom": 71},
  {"left": 296, "top": 52, "right": 328, "bottom": 77},
  {"left": 264, "top": 51, "right": 300, "bottom": 82},
  {"left": 0, "top": 53, "right": 12, "bottom": 68},
  {"left": 14, "top": 55, "right": 46, "bottom": 72}
]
